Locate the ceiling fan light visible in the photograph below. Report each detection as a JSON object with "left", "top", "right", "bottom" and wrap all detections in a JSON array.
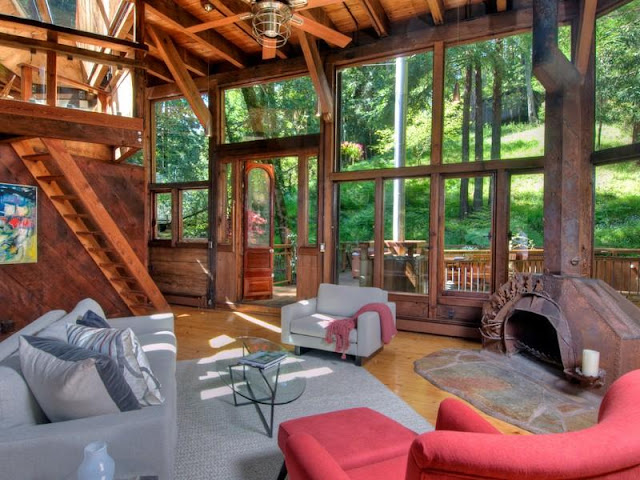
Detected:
[
  {"left": 252, "top": 1, "right": 293, "bottom": 47},
  {"left": 201, "top": 0, "right": 214, "bottom": 12}
]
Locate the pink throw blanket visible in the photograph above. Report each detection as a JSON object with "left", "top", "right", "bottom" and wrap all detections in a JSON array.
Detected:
[{"left": 324, "top": 303, "right": 397, "bottom": 359}]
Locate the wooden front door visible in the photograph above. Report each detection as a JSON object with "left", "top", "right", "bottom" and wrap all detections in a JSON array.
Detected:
[{"left": 243, "top": 163, "right": 275, "bottom": 300}]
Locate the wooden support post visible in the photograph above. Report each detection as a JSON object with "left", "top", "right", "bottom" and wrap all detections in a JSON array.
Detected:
[
  {"left": 298, "top": 31, "right": 333, "bottom": 122},
  {"left": 494, "top": 169, "right": 510, "bottom": 288},
  {"left": 133, "top": 0, "right": 146, "bottom": 119},
  {"left": 207, "top": 79, "right": 220, "bottom": 307},
  {"left": 374, "top": 177, "right": 384, "bottom": 288},
  {"left": 576, "top": 0, "right": 598, "bottom": 77},
  {"left": 535, "top": 1, "right": 595, "bottom": 276},
  {"left": 46, "top": 31, "right": 57, "bottom": 107},
  {"left": 20, "top": 65, "right": 31, "bottom": 101}
]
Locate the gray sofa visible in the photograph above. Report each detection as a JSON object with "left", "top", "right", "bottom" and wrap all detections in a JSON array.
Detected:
[
  {"left": 0, "top": 299, "right": 177, "bottom": 480},
  {"left": 281, "top": 283, "right": 396, "bottom": 365}
]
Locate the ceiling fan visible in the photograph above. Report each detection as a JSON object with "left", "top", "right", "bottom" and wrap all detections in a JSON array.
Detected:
[{"left": 193, "top": 0, "right": 352, "bottom": 60}]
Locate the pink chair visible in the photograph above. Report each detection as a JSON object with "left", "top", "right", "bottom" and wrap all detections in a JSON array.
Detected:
[{"left": 278, "top": 369, "right": 640, "bottom": 479}]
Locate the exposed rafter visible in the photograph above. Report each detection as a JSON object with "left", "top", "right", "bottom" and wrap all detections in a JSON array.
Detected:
[
  {"left": 427, "top": 0, "right": 445, "bottom": 25},
  {"left": 145, "top": 0, "right": 248, "bottom": 69},
  {"left": 297, "top": 31, "right": 333, "bottom": 122},
  {"left": 359, "top": 0, "right": 390, "bottom": 36},
  {"left": 576, "top": 0, "right": 598, "bottom": 76},
  {"left": 147, "top": 41, "right": 209, "bottom": 77},
  {"left": 147, "top": 25, "right": 212, "bottom": 131}
]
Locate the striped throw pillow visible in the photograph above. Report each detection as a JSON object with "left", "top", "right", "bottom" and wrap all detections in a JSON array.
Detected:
[{"left": 67, "top": 324, "right": 164, "bottom": 406}]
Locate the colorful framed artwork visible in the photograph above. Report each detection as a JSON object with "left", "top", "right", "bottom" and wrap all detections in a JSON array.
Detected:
[{"left": 0, "top": 183, "right": 37, "bottom": 264}]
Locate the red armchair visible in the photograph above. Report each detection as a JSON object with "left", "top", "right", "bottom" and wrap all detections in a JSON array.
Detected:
[{"left": 279, "top": 369, "right": 640, "bottom": 480}]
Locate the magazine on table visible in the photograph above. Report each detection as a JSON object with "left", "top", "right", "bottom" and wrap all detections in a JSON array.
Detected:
[{"left": 239, "top": 350, "right": 287, "bottom": 369}]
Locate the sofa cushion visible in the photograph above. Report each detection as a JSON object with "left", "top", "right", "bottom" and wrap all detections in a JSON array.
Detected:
[
  {"left": 67, "top": 325, "right": 164, "bottom": 407},
  {"left": 0, "top": 353, "right": 47, "bottom": 429},
  {"left": 0, "top": 310, "right": 67, "bottom": 361},
  {"left": 317, "top": 283, "right": 388, "bottom": 317},
  {"left": 39, "top": 299, "right": 107, "bottom": 341},
  {"left": 290, "top": 313, "right": 358, "bottom": 344},
  {"left": 19, "top": 336, "right": 140, "bottom": 422},
  {"left": 77, "top": 310, "right": 111, "bottom": 329}
]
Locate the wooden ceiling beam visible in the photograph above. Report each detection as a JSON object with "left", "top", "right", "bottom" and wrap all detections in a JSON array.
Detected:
[
  {"left": 147, "top": 42, "right": 209, "bottom": 77},
  {"left": 35, "top": 0, "right": 53, "bottom": 23},
  {"left": 359, "top": 0, "right": 390, "bottom": 37},
  {"left": 147, "top": 25, "right": 212, "bottom": 131},
  {"left": 576, "top": 0, "right": 598, "bottom": 76},
  {"left": 145, "top": 0, "right": 248, "bottom": 69},
  {"left": 427, "top": 0, "right": 445, "bottom": 25},
  {"left": 297, "top": 31, "right": 333, "bottom": 122}
]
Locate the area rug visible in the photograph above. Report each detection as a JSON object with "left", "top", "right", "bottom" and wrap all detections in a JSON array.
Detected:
[
  {"left": 175, "top": 351, "right": 432, "bottom": 480},
  {"left": 414, "top": 349, "right": 602, "bottom": 434}
]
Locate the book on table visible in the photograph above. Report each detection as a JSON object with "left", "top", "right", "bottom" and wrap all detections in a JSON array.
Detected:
[{"left": 239, "top": 350, "right": 287, "bottom": 369}]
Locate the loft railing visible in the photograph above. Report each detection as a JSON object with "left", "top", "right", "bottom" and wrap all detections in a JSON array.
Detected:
[{"left": 274, "top": 243, "right": 296, "bottom": 285}]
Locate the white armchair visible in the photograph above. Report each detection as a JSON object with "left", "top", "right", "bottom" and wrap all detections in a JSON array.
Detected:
[{"left": 281, "top": 283, "right": 396, "bottom": 366}]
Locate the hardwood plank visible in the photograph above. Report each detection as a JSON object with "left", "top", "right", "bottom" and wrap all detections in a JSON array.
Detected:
[{"left": 172, "top": 305, "right": 527, "bottom": 435}]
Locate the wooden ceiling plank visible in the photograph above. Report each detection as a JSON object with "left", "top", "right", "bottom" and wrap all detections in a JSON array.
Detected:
[
  {"left": 145, "top": 0, "right": 248, "bottom": 68},
  {"left": 359, "top": 0, "right": 390, "bottom": 36},
  {"left": 297, "top": 30, "right": 333, "bottom": 122},
  {"left": 147, "top": 25, "right": 212, "bottom": 130},
  {"left": 293, "top": 13, "right": 352, "bottom": 47},
  {"left": 576, "top": 0, "right": 598, "bottom": 76},
  {"left": 427, "top": 0, "right": 445, "bottom": 24}
]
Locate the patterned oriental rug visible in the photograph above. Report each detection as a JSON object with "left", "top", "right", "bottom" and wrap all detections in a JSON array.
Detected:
[{"left": 414, "top": 349, "right": 602, "bottom": 434}]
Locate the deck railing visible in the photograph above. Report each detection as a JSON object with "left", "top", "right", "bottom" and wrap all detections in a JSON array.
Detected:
[
  {"left": 274, "top": 243, "right": 296, "bottom": 285},
  {"left": 337, "top": 242, "right": 640, "bottom": 299}
]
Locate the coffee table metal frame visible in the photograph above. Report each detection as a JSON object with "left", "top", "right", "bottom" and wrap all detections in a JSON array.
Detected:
[{"left": 228, "top": 346, "right": 283, "bottom": 437}]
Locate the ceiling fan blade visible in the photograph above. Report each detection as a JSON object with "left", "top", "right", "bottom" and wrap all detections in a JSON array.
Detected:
[
  {"left": 291, "top": 14, "right": 351, "bottom": 48},
  {"left": 185, "top": 13, "right": 252, "bottom": 34},
  {"left": 262, "top": 38, "right": 277, "bottom": 60}
]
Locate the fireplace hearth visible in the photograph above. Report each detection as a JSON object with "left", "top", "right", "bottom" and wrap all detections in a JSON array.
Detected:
[{"left": 481, "top": 274, "right": 640, "bottom": 389}]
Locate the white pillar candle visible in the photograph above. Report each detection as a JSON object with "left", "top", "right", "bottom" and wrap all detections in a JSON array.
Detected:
[{"left": 582, "top": 349, "right": 600, "bottom": 377}]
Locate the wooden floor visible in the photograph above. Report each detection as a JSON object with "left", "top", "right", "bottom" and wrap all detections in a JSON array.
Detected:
[{"left": 173, "top": 305, "right": 527, "bottom": 435}]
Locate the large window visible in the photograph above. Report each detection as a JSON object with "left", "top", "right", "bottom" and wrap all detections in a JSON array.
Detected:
[
  {"left": 383, "top": 177, "right": 430, "bottom": 294},
  {"left": 155, "top": 97, "right": 208, "bottom": 183},
  {"left": 224, "top": 77, "right": 319, "bottom": 143},
  {"left": 595, "top": 0, "right": 640, "bottom": 150},
  {"left": 509, "top": 173, "right": 544, "bottom": 277},
  {"left": 181, "top": 189, "right": 209, "bottom": 241},
  {"left": 338, "top": 52, "right": 433, "bottom": 171},
  {"left": 443, "top": 33, "right": 544, "bottom": 163},
  {"left": 594, "top": 162, "right": 640, "bottom": 298}
]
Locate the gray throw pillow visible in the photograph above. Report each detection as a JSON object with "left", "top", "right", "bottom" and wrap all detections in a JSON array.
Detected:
[
  {"left": 67, "top": 324, "right": 164, "bottom": 407},
  {"left": 19, "top": 336, "right": 140, "bottom": 423},
  {"left": 77, "top": 310, "right": 111, "bottom": 329}
]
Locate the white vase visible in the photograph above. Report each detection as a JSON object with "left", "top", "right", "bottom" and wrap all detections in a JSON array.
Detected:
[{"left": 77, "top": 441, "right": 115, "bottom": 480}]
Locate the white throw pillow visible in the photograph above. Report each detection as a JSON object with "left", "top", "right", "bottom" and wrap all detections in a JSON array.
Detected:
[
  {"left": 66, "top": 324, "right": 164, "bottom": 406},
  {"left": 19, "top": 336, "right": 140, "bottom": 422}
]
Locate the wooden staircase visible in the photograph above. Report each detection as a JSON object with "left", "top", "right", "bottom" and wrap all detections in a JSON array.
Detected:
[{"left": 11, "top": 137, "right": 169, "bottom": 315}]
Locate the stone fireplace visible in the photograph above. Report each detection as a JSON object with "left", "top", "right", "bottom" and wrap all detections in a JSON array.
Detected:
[{"left": 481, "top": 274, "right": 640, "bottom": 389}]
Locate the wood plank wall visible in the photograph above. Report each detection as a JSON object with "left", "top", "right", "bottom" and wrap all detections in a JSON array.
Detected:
[
  {"left": 0, "top": 144, "right": 145, "bottom": 328},
  {"left": 149, "top": 245, "right": 209, "bottom": 306}
]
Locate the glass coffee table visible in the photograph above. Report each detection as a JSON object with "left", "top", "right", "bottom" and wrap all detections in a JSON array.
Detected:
[{"left": 213, "top": 337, "right": 306, "bottom": 437}]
